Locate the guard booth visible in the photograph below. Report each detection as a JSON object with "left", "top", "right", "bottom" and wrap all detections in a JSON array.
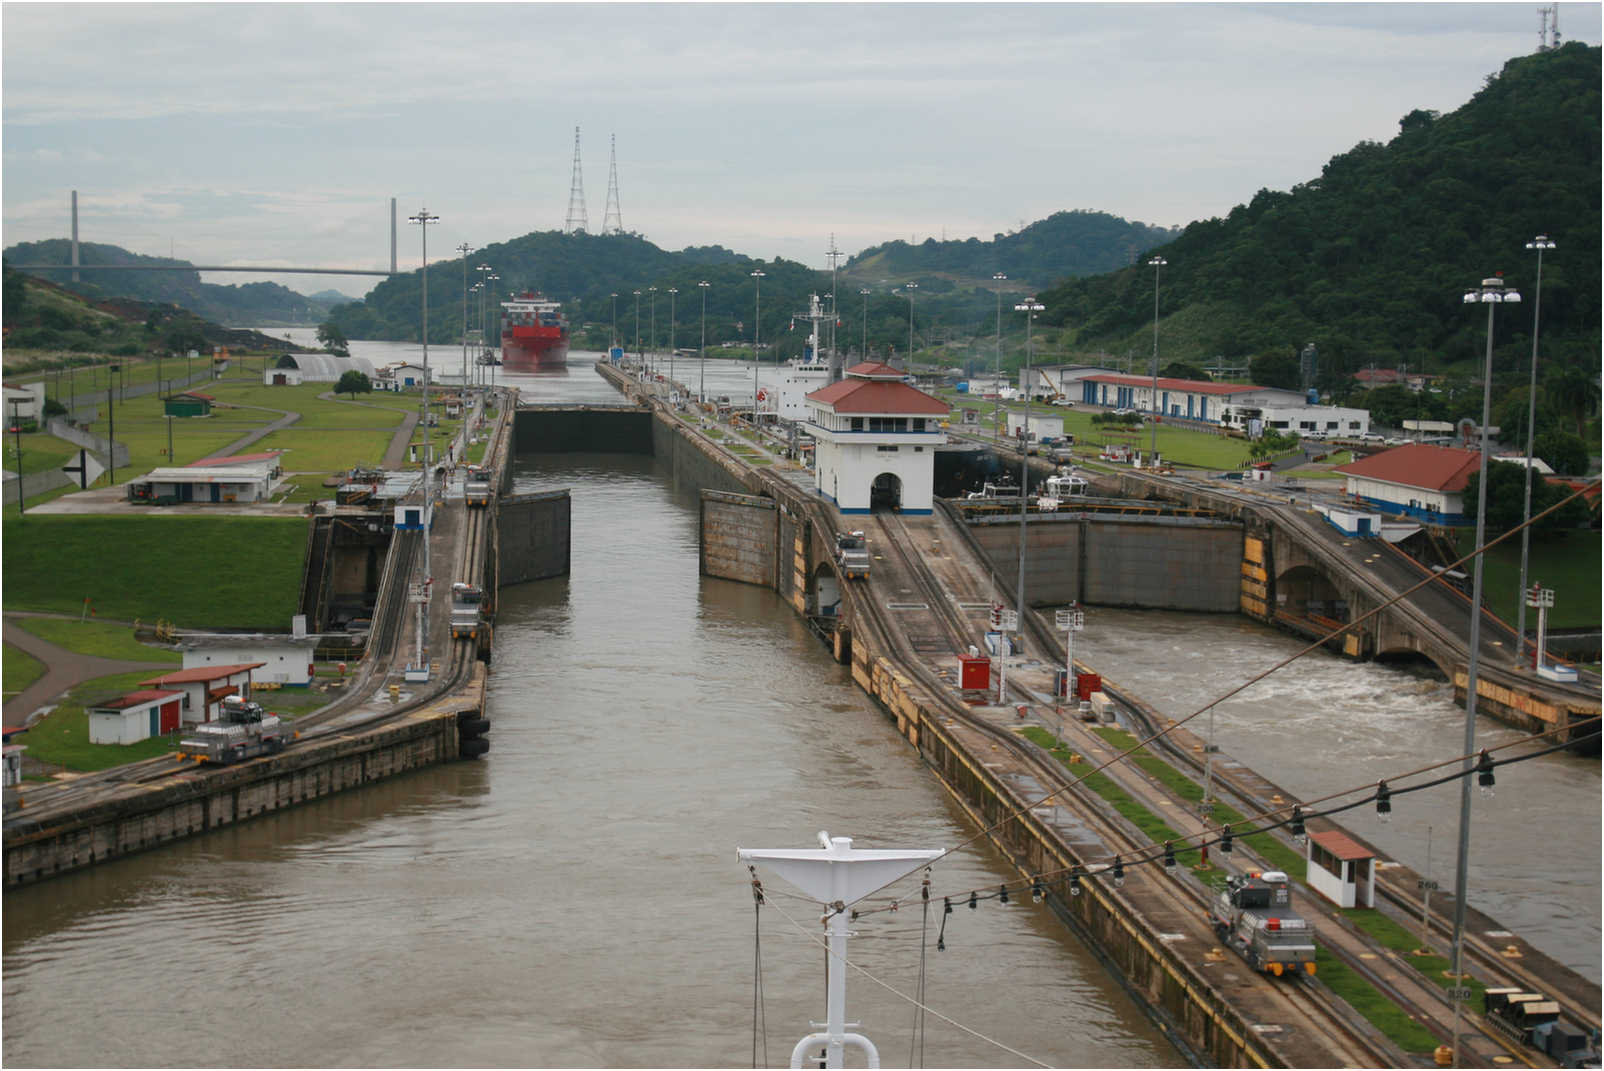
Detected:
[{"left": 1305, "top": 829, "right": 1376, "bottom": 908}]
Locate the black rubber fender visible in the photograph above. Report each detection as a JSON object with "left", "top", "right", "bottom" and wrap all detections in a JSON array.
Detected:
[
  {"left": 459, "top": 716, "right": 491, "bottom": 737},
  {"left": 460, "top": 737, "right": 490, "bottom": 759}
]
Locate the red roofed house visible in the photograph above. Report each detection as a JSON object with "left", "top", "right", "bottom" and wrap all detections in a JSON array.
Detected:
[
  {"left": 1334, "top": 443, "right": 1485, "bottom": 523},
  {"left": 1305, "top": 828, "right": 1376, "bottom": 909},
  {"left": 88, "top": 689, "right": 185, "bottom": 745},
  {"left": 138, "top": 662, "right": 265, "bottom": 726},
  {"left": 804, "top": 362, "right": 950, "bottom": 514}
]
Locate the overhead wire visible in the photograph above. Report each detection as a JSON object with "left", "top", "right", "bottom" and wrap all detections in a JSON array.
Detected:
[
  {"left": 847, "top": 714, "right": 1598, "bottom": 917},
  {"left": 850, "top": 479, "right": 1600, "bottom": 904},
  {"left": 757, "top": 891, "right": 1054, "bottom": 1069}
]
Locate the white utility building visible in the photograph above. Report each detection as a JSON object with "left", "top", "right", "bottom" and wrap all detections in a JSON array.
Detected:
[{"left": 804, "top": 362, "right": 949, "bottom": 515}]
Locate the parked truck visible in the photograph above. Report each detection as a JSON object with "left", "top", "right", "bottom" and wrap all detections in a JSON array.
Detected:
[
  {"left": 834, "top": 531, "right": 871, "bottom": 580},
  {"left": 178, "top": 695, "right": 291, "bottom": 765}
]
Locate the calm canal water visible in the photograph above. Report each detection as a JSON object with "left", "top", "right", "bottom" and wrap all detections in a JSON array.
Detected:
[{"left": 1, "top": 350, "right": 1178, "bottom": 1068}]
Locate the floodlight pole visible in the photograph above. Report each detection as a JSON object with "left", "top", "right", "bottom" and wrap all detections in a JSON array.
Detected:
[
  {"left": 409, "top": 207, "right": 440, "bottom": 658},
  {"left": 738, "top": 833, "right": 944, "bottom": 1070}
]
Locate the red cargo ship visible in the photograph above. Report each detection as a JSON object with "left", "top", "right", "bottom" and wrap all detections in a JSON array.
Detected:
[{"left": 500, "top": 292, "right": 569, "bottom": 370}]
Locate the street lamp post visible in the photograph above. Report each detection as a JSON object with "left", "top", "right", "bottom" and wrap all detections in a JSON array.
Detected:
[
  {"left": 859, "top": 288, "right": 870, "bottom": 364},
  {"left": 107, "top": 363, "right": 120, "bottom": 487},
  {"left": 1148, "top": 256, "right": 1167, "bottom": 465},
  {"left": 408, "top": 207, "right": 440, "bottom": 647},
  {"left": 1515, "top": 236, "right": 1554, "bottom": 667},
  {"left": 457, "top": 243, "right": 473, "bottom": 389},
  {"left": 648, "top": 286, "right": 658, "bottom": 378},
  {"left": 476, "top": 264, "right": 492, "bottom": 387},
  {"left": 633, "top": 290, "right": 642, "bottom": 370},
  {"left": 610, "top": 292, "right": 619, "bottom": 357},
  {"left": 9, "top": 399, "right": 23, "bottom": 518},
  {"left": 906, "top": 284, "right": 921, "bottom": 363},
  {"left": 751, "top": 269, "right": 766, "bottom": 422},
  {"left": 668, "top": 287, "right": 678, "bottom": 391},
  {"left": 698, "top": 281, "right": 710, "bottom": 404},
  {"left": 1013, "top": 300, "right": 1044, "bottom": 656},
  {"left": 485, "top": 274, "right": 498, "bottom": 392},
  {"left": 1448, "top": 273, "right": 1521, "bottom": 1067},
  {"left": 992, "top": 272, "right": 1007, "bottom": 445}
]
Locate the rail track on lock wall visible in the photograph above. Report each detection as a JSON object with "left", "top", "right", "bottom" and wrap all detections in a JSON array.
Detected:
[
  {"left": 1012, "top": 586, "right": 1602, "bottom": 1043},
  {"left": 12, "top": 463, "right": 498, "bottom": 824},
  {"left": 839, "top": 506, "right": 1402, "bottom": 1068}
]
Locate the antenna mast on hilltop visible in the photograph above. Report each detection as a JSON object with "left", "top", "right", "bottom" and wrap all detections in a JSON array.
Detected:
[
  {"left": 602, "top": 134, "right": 625, "bottom": 235},
  {"left": 1539, "top": 5, "right": 1562, "bottom": 50},
  {"left": 565, "top": 126, "right": 589, "bottom": 233}
]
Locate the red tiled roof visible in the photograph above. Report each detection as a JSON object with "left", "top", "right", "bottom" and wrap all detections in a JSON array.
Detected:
[
  {"left": 91, "top": 689, "right": 182, "bottom": 710},
  {"left": 843, "top": 361, "right": 906, "bottom": 379},
  {"left": 185, "top": 451, "right": 283, "bottom": 468},
  {"left": 139, "top": 662, "right": 265, "bottom": 687},
  {"left": 1082, "top": 373, "right": 1272, "bottom": 397},
  {"left": 1309, "top": 829, "right": 1373, "bottom": 861},
  {"left": 805, "top": 378, "right": 950, "bottom": 415},
  {"left": 176, "top": 391, "right": 215, "bottom": 401},
  {"left": 1335, "top": 443, "right": 1483, "bottom": 493}
]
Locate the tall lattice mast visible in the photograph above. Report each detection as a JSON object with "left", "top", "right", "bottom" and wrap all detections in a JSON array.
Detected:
[
  {"left": 565, "top": 126, "right": 589, "bottom": 233},
  {"left": 602, "top": 134, "right": 624, "bottom": 235}
]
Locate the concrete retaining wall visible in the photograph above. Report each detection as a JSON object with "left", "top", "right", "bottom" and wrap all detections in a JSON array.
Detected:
[
  {"left": 513, "top": 407, "right": 654, "bottom": 454},
  {"left": 700, "top": 491, "right": 778, "bottom": 587},
  {"left": 965, "top": 512, "right": 1242, "bottom": 611},
  {"left": 5, "top": 697, "right": 474, "bottom": 887},
  {"left": 497, "top": 490, "right": 571, "bottom": 586}
]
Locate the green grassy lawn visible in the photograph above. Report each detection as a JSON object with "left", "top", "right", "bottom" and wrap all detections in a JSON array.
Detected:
[
  {"left": 19, "top": 669, "right": 186, "bottom": 771},
  {"left": 2, "top": 515, "right": 306, "bottom": 628},
  {"left": 1313, "top": 949, "right": 1442, "bottom": 1053},
  {"left": 3, "top": 642, "right": 48, "bottom": 700},
  {"left": 1456, "top": 528, "right": 1600, "bottom": 629},
  {"left": 7, "top": 616, "right": 180, "bottom": 663},
  {"left": 5, "top": 430, "right": 81, "bottom": 476}
]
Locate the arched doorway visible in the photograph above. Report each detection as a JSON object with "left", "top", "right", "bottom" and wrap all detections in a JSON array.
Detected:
[{"left": 870, "top": 472, "right": 903, "bottom": 511}]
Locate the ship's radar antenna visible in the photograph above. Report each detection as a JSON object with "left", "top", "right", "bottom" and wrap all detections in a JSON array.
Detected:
[
  {"left": 602, "top": 134, "right": 624, "bottom": 235},
  {"left": 565, "top": 126, "right": 589, "bottom": 234}
]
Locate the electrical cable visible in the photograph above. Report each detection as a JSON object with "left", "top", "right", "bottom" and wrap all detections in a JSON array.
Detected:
[
  {"left": 851, "top": 480, "right": 1600, "bottom": 905},
  {"left": 759, "top": 892, "right": 1054, "bottom": 1068},
  {"left": 909, "top": 869, "right": 931, "bottom": 1069},
  {"left": 848, "top": 713, "right": 1599, "bottom": 916},
  {"left": 750, "top": 868, "right": 768, "bottom": 1070}
]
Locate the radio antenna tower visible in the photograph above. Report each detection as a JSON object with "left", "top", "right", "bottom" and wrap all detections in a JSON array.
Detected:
[
  {"left": 602, "top": 134, "right": 624, "bottom": 235},
  {"left": 1538, "top": 5, "right": 1561, "bottom": 50},
  {"left": 565, "top": 126, "right": 589, "bottom": 233}
]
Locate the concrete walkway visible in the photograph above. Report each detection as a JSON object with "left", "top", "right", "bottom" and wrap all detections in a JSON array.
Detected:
[
  {"left": 195, "top": 402, "right": 301, "bottom": 463},
  {"left": 2, "top": 614, "right": 175, "bottom": 730}
]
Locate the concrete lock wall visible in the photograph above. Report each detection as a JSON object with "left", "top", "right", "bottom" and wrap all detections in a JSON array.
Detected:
[
  {"left": 700, "top": 491, "right": 778, "bottom": 587},
  {"left": 6, "top": 707, "right": 466, "bottom": 886},
  {"left": 498, "top": 490, "right": 571, "bottom": 586},
  {"left": 513, "top": 407, "right": 654, "bottom": 454},
  {"left": 966, "top": 514, "right": 1242, "bottom": 612}
]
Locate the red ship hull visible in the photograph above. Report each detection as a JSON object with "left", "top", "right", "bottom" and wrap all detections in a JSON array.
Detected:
[{"left": 501, "top": 327, "right": 569, "bottom": 370}]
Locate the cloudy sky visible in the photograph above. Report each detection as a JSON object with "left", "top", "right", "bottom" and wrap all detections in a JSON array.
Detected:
[{"left": 4, "top": 3, "right": 1598, "bottom": 299}]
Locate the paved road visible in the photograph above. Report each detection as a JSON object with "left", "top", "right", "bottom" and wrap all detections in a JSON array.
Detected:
[{"left": 2, "top": 614, "right": 175, "bottom": 730}]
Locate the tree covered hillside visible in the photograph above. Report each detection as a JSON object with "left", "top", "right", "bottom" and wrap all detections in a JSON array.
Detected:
[
  {"left": 1039, "top": 43, "right": 1601, "bottom": 403},
  {"left": 845, "top": 210, "right": 1180, "bottom": 290},
  {"left": 2, "top": 240, "right": 336, "bottom": 326}
]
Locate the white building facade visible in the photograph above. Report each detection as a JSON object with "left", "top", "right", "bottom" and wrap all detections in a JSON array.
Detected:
[{"left": 804, "top": 362, "right": 949, "bottom": 515}]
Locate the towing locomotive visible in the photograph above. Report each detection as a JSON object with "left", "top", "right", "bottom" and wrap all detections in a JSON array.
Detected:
[
  {"left": 1209, "top": 870, "right": 1318, "bottom": 977},
  {"left": 178, "top": 695, "right": 291, "bottom": 765},
  {"left": 1483, "top": 988, "right": 1600, "bottom": 1067}
]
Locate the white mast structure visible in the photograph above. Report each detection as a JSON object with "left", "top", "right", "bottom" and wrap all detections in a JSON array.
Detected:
[{"left": 738, "top": 833, "right": 943, "bottom": 1070}]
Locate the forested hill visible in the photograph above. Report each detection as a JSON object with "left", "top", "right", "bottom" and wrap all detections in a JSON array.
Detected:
[
  {"left": 2, "top": 239, "right": 335, "bottom": 326},
  {"left": 1039, "top": 43, "right": 1601, "bottom": 398},
  {"left": 844, "top": 210, "right": 1180, "bottom": 289}
]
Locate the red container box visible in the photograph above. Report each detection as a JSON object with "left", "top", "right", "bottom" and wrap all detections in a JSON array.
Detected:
[
  {"left": 1075, "top": 672, "right": 1102, "bottom": 700},
  {"left": 959, "top": 654, "right": 991, "bottom": 691}
]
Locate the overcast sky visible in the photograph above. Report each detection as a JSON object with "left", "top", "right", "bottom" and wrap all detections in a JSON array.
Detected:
[{"left": 4, "top": 2, "right": 1599, "bottom": 299}]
